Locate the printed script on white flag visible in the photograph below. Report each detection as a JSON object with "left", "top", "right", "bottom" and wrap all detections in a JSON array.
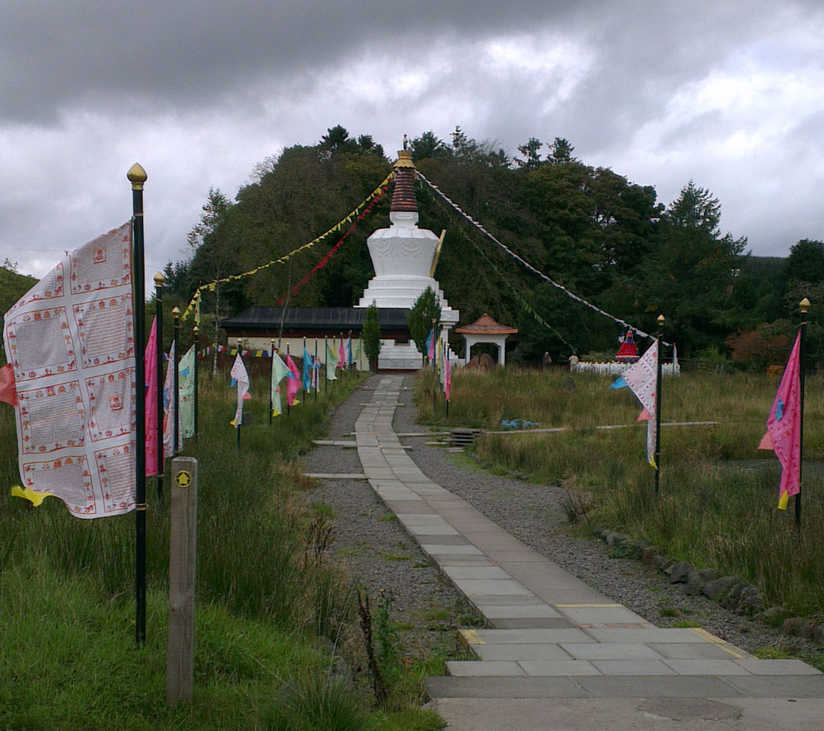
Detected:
[
  {"left": 623, "top": 341, "right": 658, "bottom": 466},
  {"left": 2, "top": 223, "right": 136, "bottom": 518}
]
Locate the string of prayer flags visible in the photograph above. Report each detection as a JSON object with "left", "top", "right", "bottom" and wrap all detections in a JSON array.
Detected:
[
  {"left": 285, "top": 354, "right": 301, "bottom": 406},
  {"left": 2, "top": 222, "right": 136, "bottom": 517},
  {"left": 611, "top": 341, "right": 658, "bottom": 467},
  {"left": 181, "top": 170, "right": 396, "bottom": 322},
  {"left": 758, "top": 331, "right": 802, "bottom": 510},
  {"left": 271, "top": 351, "right": 290, "bottom": 417},
  {"left": 178, "top": 345, "right": 195, "bottom": 439},
  {"left": 145, "top": 317, "right": 159, "bottom": 476},
  {"left": 229, "top": 353, "right": 251, "bottom": 427}
]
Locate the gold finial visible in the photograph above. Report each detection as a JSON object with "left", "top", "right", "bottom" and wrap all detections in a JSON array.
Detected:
[
  {"left": 193, "top": 325, "right": 199, "bottom": 335},
  {"left": 657, "top": 314, "right": 665, "bottom": 327},
  {"left": 127, "top": 163, "right": 148, "bottom": 190},
  {"left": 394, "top": 149, "right": 415, "bottom": 168},
  {"left": 153, "top": 272, "right": 165, "bottom": 286},
  {"left": 172, "top": 306, "right": 180, "bottom": 319},
  {"left": 403, "top": 134, "right": 408, "bottom": 150},
  {"left": 800, "top": 297, "right": 811, "bottom": 315}
]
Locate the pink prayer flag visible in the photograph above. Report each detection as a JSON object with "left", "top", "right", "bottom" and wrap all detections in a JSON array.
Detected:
[
  {"left": 445, "top": 351, "right": 452, "bottom": 401},
  {"left": 338, "top": 340, "right": 345, "bottom": 369},
  {"left": 145, "top": 318, "right": 159, "bottom": 476},
  {"left": 758, "top": 331, "right": 802, "bottom": 509},
  {"left": 285, "top": 354, "right": 300, "bottom": 406},
  {"left": 0, "top": 363, "right": 18, "bottom": 407}
]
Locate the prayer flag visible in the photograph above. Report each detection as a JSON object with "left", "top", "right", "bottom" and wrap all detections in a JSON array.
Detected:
[
  {"left": 338, "top": 340, "right": 345, "bottom": 369},
  {"left": 426, "top": 329, "right": 435, "bottom": 362},
  {"left": 346, "top": 337, "right": 352, "bottom": 367},
  {"left": 326, "top": 341, "right": 338, "bottom": 380},
  {"left": 229, "top": 353, "right": 250, "bottom": 427},
  {"left": 2, "top": 222, "right": 136, "bottom": 518},
  {"left": 302, "top": 348, "right": 313, "bottom": 391},
  {"left": 145, "top": 317, "right": 159, "bottom": 476},
  {"left": 758, "top": 331, "right": 802, "bottom": 510},
  {"left": 162, "top": 341, "right": 179, "bottom": 454},
  {"left": 285, "top": 354, "right": 300, "bottom": 406},
  {"left": 178, "top": 345, "right": 195, "bottom": 439},
  {"left": 0, "top": 364, "right": 18, "bottom": 407},
  {"left": 611, "top": 340, "right": 658, "bottom": 467},
  {"left": 271, "top": 352, "right": 289, "bottom": 416}
]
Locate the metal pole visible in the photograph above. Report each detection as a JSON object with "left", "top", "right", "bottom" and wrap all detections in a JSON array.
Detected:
[
  {"left": 286, "top": 343, "right": 291, "bottom": 416},
  {"left": 236, "top": 338, "right": 243, "bottom": 448},
  {"left": 172, "top": 307, "right": 181, "bottom": 454},
  {"left": 324, "top": 335, "right": 328, "bottom": 393},
  {"left": 192, "top": 324, "right": 199, "bottom": 440},
  {"left": 127, "top": 162, "right": 147, "bottom": 646},
  {"left": 797, "top": 297, "right": 810, "bottom": 527},
  {"left": 269, "top": 338, "right": 275, "bottom": 425},
  {"left": 153, "top": 272, "right": 165, "bottom": 499},
  {"left": 314, "top": 338, "right": 318, "bottom": 400},
  {"left": 654, "top": 314, "right": 664, "bottom": 495}
]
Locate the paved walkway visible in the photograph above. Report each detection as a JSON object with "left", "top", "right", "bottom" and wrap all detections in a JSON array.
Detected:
[{"left": 353, "top": 376, "right": 824, "bottom": 730}]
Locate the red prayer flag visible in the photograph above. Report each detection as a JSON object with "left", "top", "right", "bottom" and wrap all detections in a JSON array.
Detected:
[
  {"left": 0, "top": 364, "right": 17, "bottom": 407},
  {"left": 145, "top": 318, "right": 159, "bottom": 476}
]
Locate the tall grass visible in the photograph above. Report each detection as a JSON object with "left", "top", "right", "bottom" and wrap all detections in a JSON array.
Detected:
[{"left": 415, "top": 367, "right": 824, "bottom": 617}]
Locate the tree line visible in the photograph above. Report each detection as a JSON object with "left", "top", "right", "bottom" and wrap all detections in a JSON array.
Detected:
[{"left": 154, "top": 125, "right": 823, "bottom": 367}]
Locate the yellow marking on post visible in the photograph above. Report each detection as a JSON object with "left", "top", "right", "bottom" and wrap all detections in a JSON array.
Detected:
[
  {"left": 555, "top": 603, "right": 623, "bottom": 608},
  {"left": 460, "top": 629, "right": 484, "bottom": 645},
  {"left": 689, "top": 627, "right": 747, "bottom": 659},
  {"left": 175, "top": 470, "right": 192, "bottom": 488}
]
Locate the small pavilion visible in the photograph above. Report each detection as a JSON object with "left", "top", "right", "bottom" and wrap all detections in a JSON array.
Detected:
[{"left": 455, "top": 313, "right": 518, "bottom": 366}]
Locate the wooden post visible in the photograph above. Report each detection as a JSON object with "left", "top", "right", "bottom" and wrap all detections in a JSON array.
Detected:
[{"left": 167, "top": 456, "right": 197, "bottom": 704}]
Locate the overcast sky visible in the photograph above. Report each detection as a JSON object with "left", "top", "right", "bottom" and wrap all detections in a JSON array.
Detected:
[{"left": 2, "top": 0, "right": 822, "bottom": 285}]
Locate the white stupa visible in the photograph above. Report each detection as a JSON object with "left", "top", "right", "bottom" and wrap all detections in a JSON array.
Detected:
[{"left": 356, "top": 145, "right": 459, "bottom": 369}]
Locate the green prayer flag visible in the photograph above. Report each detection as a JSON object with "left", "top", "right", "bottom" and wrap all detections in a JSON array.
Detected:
[
  {"left": 271, "top": 352, "right": 290, "bottom": 416},
  {"left": 178, "top": 346, "right": 196, "bottom": 440}
]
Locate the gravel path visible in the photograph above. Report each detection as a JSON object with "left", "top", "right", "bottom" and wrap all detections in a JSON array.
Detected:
[
  {"left": 303, "top": 375, "right": 821, "bottom": 667},
  {"left": 301, "top": 376, "right": 481, "bottom": 665}
]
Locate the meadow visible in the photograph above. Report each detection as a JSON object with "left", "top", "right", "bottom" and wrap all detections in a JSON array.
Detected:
[
  {"left": 416, "top": 366, "right": 824, "bottom": 619},
  {"left": 0, "top": 368, "right": 443, "bottom": 730}
]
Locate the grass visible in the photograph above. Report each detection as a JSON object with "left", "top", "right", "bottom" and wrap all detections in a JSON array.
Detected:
[
  {"left": 414, "top": 367, "right": 824, "bottom": 619},
  {"left": 0, "top": 367, "right": 446, "bottom": 728}
]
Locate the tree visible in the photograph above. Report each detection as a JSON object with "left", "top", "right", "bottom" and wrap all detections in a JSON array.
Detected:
[
  {"left": 515, "top": 137, "right": 543, "bottom": 170},
  {"left": 407, "top": 287, "right": 442, "bottom": 363},
  {"left": 320, "top": 124, "right": 354, "bottom": 152},
  {"left": 410, "top": 131, "right": 449, "bottom": 162},
  {"left": 362, "top": 303, "right": 381, "bottom": 370},
  {"left": 786, "top": 239, "right": 824, "bottom": 284},
  {"left": 547, "top": 137, "right": 576, "bottom": 164}
]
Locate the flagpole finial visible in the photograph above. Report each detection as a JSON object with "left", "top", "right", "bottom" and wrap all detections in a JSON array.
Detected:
[
  {"left": 127, "top": 163, "right": 148, "bottom": 190},
  {"left": 192, "top": 325, "right": 199, "bottom": 336},
  {"left": 153, "top": 272, "right": 165, "bottom": 286},
  {"left": 657, "top": 314, "right": 665, "bottom": 328},
  {"left": 172, "top": 306, "right": 180, "bottom": 319},
  {"left": 800, "top": 297, "right": 810, "bottom": 315}
]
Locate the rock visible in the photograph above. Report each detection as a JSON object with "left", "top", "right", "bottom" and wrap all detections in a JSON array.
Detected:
[
  {"left": 782, "top": 617, "right": 808, "bottom": 636},
  {"left": 669, "top": 561, "right": 692, "bottom": 584},
  {"left": 759, "top": 606, "right": 792, "bottom": 628},
  {"left": 720, "top": 580, "right": 746, "bottom": 610},
  {"left": 702, "top": 576, "right": 740, "bottom": 602},
  {"left": 606, "top": 532, "right": 629, "bottom": 546},
  {"left": 653, "top": 554, "right": 672, "bottom": 572},
  {"left": 639, "top": 544, "right": 658, "bottom": 565},
  {"left": 735, "top": 585, "right": 764, "bottom": 616},
  {"left": 683, "top": 570, "right": 705, "bottom": 595}
]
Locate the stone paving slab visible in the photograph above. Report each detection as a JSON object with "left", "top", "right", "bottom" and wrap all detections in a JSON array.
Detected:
[
  {"left": 575, "top": 675, "right": 743, "bottom": 697},
  {"left": 586, "top": 627, "right": 716, "bottom": 643},
  {"left": 663, "top": 659, "right": 752, "bottom": 675},
  {"left": 475, "top": 603, "right": 560, "bottom": 618},
  {"left": 560, "top": 643, "right": 663, "bottom": 661},
  {"left": 462, "top": 628, "right": 595, "bottom": 645},
  {"left": 556, "top": 605, "right": 649, "bottom": 625},
  {"left": 519, "top": 660, "right": 601, "bottom": 676},
  {"left": 489, "top": 617, "right": 579, "bottom": 629},
  {"left": 649, "top": 642, "right": 747, "bottom": 660},
  {"left": 721, "top": 675, "right": 824, "bottom": 697},
  {"left": 734, "top": 658, "right": 822, "bottom": 675},
  {"left": 447, "top": 661, "right": 525, "bottom": 677},
  {"left": 420, "top": 544, "right": 484, "bottom": 556},
  {"left": 454, "top": 579, "right": 534, "bottom": 597},
  {"left": 591, "top": 659, "right": 676, "bottom": 675},
  {"left": 303, "top": 473, "right": 367, "bottom": 480},
  {"left": 442, "top": 566, "right": 511, "bottom": 580},
  {"left": 474, "top": 643, "right": 573, "bottom": 662},
  {"left": 425, "top": 676, "right": 589, "bottom": 699}
]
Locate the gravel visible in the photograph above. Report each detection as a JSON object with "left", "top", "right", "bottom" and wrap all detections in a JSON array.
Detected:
[{"left": 303, "top": 374, "right": 822, "bottom": 664}]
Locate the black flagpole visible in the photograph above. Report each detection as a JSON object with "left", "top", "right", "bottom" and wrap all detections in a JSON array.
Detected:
[
  {"left": 127, "top": 162, "right": 147, "bottom": 646},
  {"left": 172, "top": 308, "right": 181, "bottom": 454},
  {"left": 153, "top": 272, "right": 164, "bottom": 499},
  {"left": 654, "top": 314, "right": 664, "bottom": 495},
  {"left": 269, "top": 339, "right": 275, "bottom": 425},
  {"left": 193, "top": 324, "right": 199, "bottom": 439},
  {"left": 797, "top": 297, "right": 810, "bottom": 527}
]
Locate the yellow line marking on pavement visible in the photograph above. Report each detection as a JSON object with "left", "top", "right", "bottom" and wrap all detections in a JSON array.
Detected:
[
  {"left": 689, "top": 627, "right": 748, "bottom": 659},
  {"left": 460, "top": 629, "right": 484, "bottom": 645}
]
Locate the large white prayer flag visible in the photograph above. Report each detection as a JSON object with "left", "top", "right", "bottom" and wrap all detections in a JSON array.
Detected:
[
  {"left": 2, "top": 222, "right": 136, "bottom": 518},
  {"left": 162, "top": 341, "right": 181, "bottom": 457},
  {"left": 178, "top": 345, "right": 195, "bottom": 439},
  {"left": 611, "top": 340, "right": 658, "bottom": 467},
  {"left": 230, "top": 354, "right": 250, "bottom": 426}
]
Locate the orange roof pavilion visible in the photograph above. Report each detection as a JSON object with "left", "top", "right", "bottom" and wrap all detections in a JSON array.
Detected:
[{"left": 455, "top": 313, "right": 517, "bottom": 365}]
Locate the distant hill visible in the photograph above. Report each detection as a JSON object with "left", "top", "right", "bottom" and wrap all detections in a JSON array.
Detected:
[{"left": 0, "top": 266, "right": 37, "bottom": 316}]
